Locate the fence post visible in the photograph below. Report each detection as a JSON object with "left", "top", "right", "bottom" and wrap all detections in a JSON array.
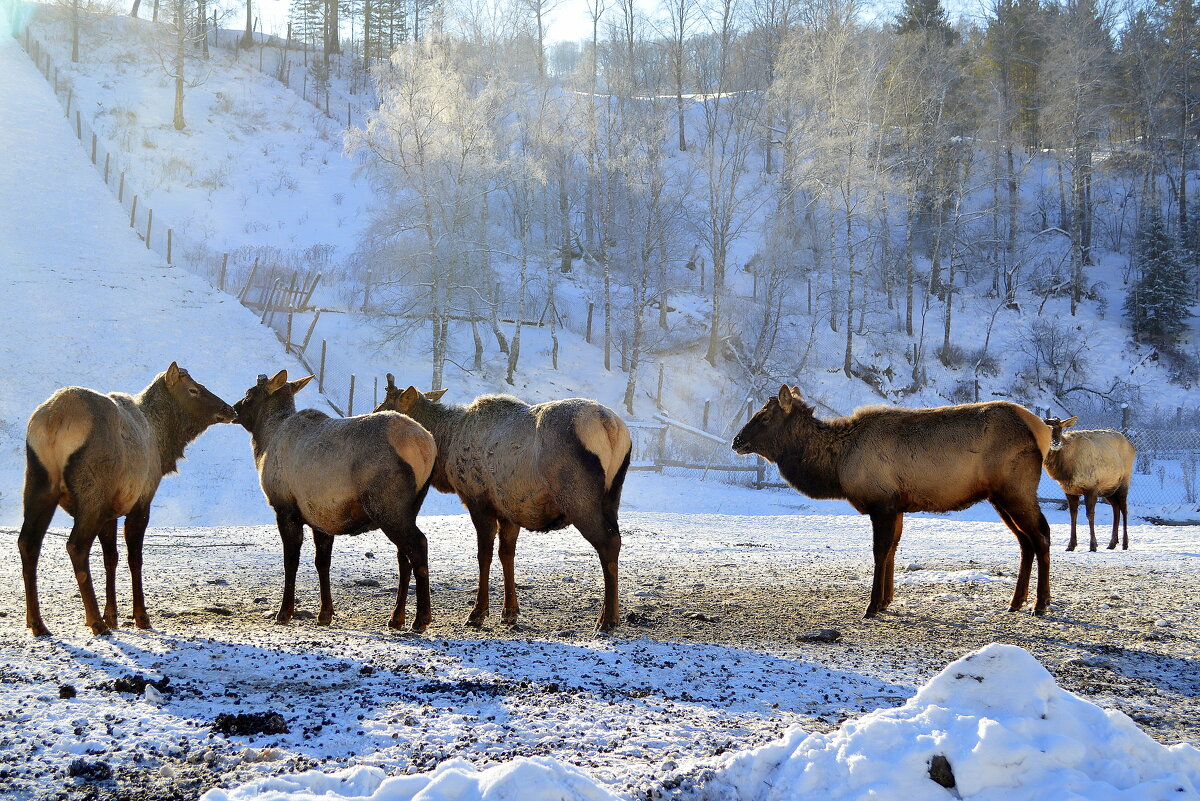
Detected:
[
  {"left": 75, "top": 110, "right": 81, "bottom": 139},
  {"left": 118, "top": 171, "right": 125, "bottom": 203},
  {"left": 318, "top": 340, "right": 327, "bottom": 392},
  {"left": 145, "top": 208, "right": 153, "bottom": 248},
  {"left": 347, "top": 101, "right": 351, "bottom": 128},
  {"left": 219, "top": 253, "right": 228, "bottom": 291},
  {"left": 286, "top": 311, "right": 293, "bottom": 352},
  {"left": 1121, "top": 404, "right": 1130, "bottom": 433},
  {"left": 54, "top": 66, "right": 58, "bottom": 93},
  {"left": 586, "top": 301, "right": 594, "bottom": 344},
  {"left": 65, "top": 88, "right": 72, "bottom": 118},
  {"left": 656, "top": 425, "right": 668, "bottom": 473},
  {"left": 90, "top": 132, "right": 97, "bottom": 163},
  {"left": 374, "top": 376, "right": 378, "bottom": 408},
  {"left": 656, "top": 363, "right": 665, "bottom": 409},
  {"left": 703, "top": 399, "right": 711, "bottom": 430},
  {"left": 130, "top": 194, "right": 138, "bottom": 228},
  {"left": 755, "top": 456, "right": 766, "bottom": 490},
  {"left": 166, "top": 228, "right": 172, "bottom": 263},
  {"left": 348, "top": 374, "right": 356, "bottom": 416},
  {"left": 103, "top": 153, "right": 110, "bottom": 184}
]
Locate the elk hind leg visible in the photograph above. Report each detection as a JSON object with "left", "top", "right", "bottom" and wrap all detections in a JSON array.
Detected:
[
  {"left": 19, "top": 449, "right": 59, "bottom": 637},
  {"left": 99, "top": 518, "right": 119, "bottom": 629},
  {"left": 995, "top": 495, "right": 1051, "bottom": 615},
  {"left": 1107, "top": 485, "right": 1129, "bottom": 550},
  {"left": 65, "top": 513, "right": 112, "bottom": 635},
  {"left": 879, "top": 514, "right": 904, "bottom": 611}
]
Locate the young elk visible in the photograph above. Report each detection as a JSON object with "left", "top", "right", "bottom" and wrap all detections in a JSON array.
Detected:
[
  {"left": 233, "top": 371, "right": 437, "bottom": 631},
  {"left": 733, "top": 386, "right": 1054, "bottom": 618},
  {"left": 19, "top": 363, "right": 236, "bottom": 636},
  {"left": 375, "top": 375, "right": 631, "bottom": 631},
  {"left": 1042, "top": 416, "right": 1136, "bottom": 552}
]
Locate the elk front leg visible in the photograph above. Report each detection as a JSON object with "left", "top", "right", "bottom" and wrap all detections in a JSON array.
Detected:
[
  {"left": 124, "top": 503, "right": 153, "bottom": 629},
  {"left": 865, "top": 510, "right": 899, "bottom": 618},
  {"left": 498, "top": 521, "right": 520, "bottom": 624},
  {"left": 275, "top": 507, "right": 304, "bottom": 624},
  {"left": 99, "top": 518, "right": 119, "bottom": 630},
  {"left": 1084, "top": 493, "right": 1099, "bottom": 552},
  {"left": 313, "top": 529, "right": 335, "bottom": 625},
  {"left": 1065, "top": 495, "right": 1080, "bottom": 551},
  {"left": 465, "top": 506, "right": 498, "bottom": 627},
  {"left": 879, "top": 514, "right": 904, "bottom": 611}
]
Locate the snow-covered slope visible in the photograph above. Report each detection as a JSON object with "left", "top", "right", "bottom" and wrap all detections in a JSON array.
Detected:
[{"left": 0, "top": 22, "right": 313, "bottom": 526}]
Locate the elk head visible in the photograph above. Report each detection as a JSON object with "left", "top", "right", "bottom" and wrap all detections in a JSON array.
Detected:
[
  {"left": 233, "top": 369, "right": 315, "bottom": 432},
  {"left": 374, "top": 373, "right": 449, "bottom": 414},
  {"left": 164, "top": 361, "right": 237, "bottom": 425},
  {"left": 1042, "top": 416, "right": 1078, "bottom": 451},
  {"left": 732, "top": 385, "right": 810, "bottom": 458}
]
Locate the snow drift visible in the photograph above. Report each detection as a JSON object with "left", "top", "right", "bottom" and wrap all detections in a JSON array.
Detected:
[{"left": 200, "top": 643, "right": 1200, "bottom": 801}]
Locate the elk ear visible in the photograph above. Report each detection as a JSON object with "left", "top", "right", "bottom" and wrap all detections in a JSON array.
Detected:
[
  {"left": 397, "top": 386, "right": 422, "bottom": 412},
  {"left": 1063, "top": 416, "right": 1078, "bottom": 429},
  {"left": 290, "top": 375, "right": 315, "bottom": 394},
  {"left": 266, "top": 370, "right": 289, "bottom": 393},
  {"left": 777, "top": 385, "right": 793, "bottom": 413},
  {"left": 425, "top": 388, "right": 449, "bottom": 402},
  {"left": 386, "top": 373, "right": 397, "bottom": 392},
  {"left": 165, "top": 361, "right": 182, "bottom": 387}
]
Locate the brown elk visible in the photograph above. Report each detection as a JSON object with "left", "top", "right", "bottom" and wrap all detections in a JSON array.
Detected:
[
  {"left": 375, "top": 376, "right": 631, "bottom": 631},
  {"left": 233, "top": 370, "right": 437, "bottom": 631},
  {"left": 1041, "top": 416, "right": 1136, "bottom": 552},
  {"left": 732, "top": 386, "right": 1054, "bottom": 618},
  {"left": 19, "top": 363, "right": 236, "bottom": 636}
]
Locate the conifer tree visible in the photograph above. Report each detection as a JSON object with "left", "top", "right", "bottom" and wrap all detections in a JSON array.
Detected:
[{"left": 1125, "top": 212, "right": 1193, "bottom": 348}]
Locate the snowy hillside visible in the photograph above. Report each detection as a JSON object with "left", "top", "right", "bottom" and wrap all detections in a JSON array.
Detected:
[{"left": 0, "top": 19, "right": 317, "bottom": 526}]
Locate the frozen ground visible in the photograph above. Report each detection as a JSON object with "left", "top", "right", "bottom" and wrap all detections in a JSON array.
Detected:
[{"left": 1, "top": 499, "right": 1199, "bottom": 800}]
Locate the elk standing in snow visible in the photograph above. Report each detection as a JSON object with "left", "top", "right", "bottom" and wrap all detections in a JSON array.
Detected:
[
  {"left": 19, "top": 363, "right": 236, "bottom": 636},
  {"left": 375, "top": 376, "right": 631, "bottom": 631},
  {"left": 233, "top": 370, "right": 437, "bottom": 631},
  {"left": 732, "top": 386, "right": 1054, "bottom": 617},
  {"left": 1041, "top": 416, "right": 1136, "bottom": 552}
]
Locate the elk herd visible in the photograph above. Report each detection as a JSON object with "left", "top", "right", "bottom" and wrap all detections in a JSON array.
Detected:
[{"left": 18, "top": 367, "right": 1136, "bottom": 638}]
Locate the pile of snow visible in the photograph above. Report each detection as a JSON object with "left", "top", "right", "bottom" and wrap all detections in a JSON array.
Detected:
[
  {"left": 199, "top": 644, "right": 1200, "bottom": 801},
  {"left": 203, "top": 759, "right": 621, "bottom": 801}
]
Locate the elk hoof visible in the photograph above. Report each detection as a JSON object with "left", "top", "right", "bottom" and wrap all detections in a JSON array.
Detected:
[
  {"left": 465, "top": 611, "right": 487, "bottom": 628},
  {"left": 133, "top": 615, "right": 152, "bottom": 630},
  {"left": 274, "top": 613, "right": 293, "bottom": 625},
  {"left": 863, "top": 609, "right": 879, "bottom": 619},
  {"left": 388, "top": 616, "right": 406, "bottom": 630},
  {"left": 102, "top": 613, "right": 118, "bottom": 630},
  {"left": 28, "top": 621, "right": 51, "bottom": 638},
  {"left": 500, "top": 610, "right": 519, "bottom": 625},
  {"left": 411, "top": 617, "right": 431, "bottom": 634},
  {"left": 1032, "top": 607, "right": 1047, "bottom": 617},
  {"left": 595, "top": 616, "right": 619, "bottom": 633},
  {"left": 317, "top": 612, "right": 334, "bottom": 626},
  {"left": 1107, "top": 543, "right": 1117, "bottom": 550},
  {"left": 89, "top": 621, "right": 112, "bottom": 636},
  {"left": 1065, "top": 544, "right": 1076, "bottom": 552}
]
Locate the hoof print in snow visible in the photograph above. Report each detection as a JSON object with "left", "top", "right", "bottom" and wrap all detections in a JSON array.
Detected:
[
  {"left": 683, "top": 612, "right": 715, "bottom": 623},
  {"left": 208, "top": 578, "right": 229, "bottom": 586},
  {"left": 928, "top": 754, "right": 956, "bottom": 789},
  {"left": 292, "top": 610, "right": 316, "bottom": 620},
  {"left": 212, "top": 711, "right": 290, "bottom": 736},
  {"left": 354, "top": 578, "right": 381, "bottom": 587},
  {"left": 58, "top": 684, "right": 77, "bottom": 699},
  {"left": 626, "top": 611, "right": 656, "bottom": 626},
  {"left": 101, "top": 674, "right": 171, "bottom": 695},
  {"left": 68, "top": 759, "right": 113, "bottom": 782},
  {"left": 204, "top": 607, "right": 233, "bottom": 616},
  {"left": 797, "top": 628, "right": 842, "bottom": 643}
]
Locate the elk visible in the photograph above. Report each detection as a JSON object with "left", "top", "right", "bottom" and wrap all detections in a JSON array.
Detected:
[
  {"left": 1041, "top": 416, "right": 1136, "bottom": 552},
  {"left": 732, "top": 386, "right": 1054, "bottom": 618},
  {"left": 233, "top": 370, "right": 437, "bottom": 631},
  {"left": 375, "top": 375, "right": 631, "bottom": 631},
  {"left": 19, "top": 363, "right": 236, "bottom": 636}
]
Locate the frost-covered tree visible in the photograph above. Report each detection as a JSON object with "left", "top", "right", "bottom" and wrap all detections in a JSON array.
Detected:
[
  {"left": 350, "top": 43, "right": 507, "bottom": 389},
  {"left": 1125, "top": 212, "right": 1193, "bottom": 348}
]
